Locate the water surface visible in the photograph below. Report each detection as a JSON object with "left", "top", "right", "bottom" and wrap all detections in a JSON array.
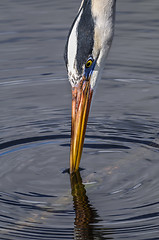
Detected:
[{"left": 0, "top": 0, "right": 159, "bottom": 239}]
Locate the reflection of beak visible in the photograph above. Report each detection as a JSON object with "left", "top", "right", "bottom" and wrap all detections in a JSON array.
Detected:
[
  {"left": 70, "top": 170, "right": 95, "bottom": 237},
  {"left": 70, "top": 76, "right": 93, "bottom": 174}
]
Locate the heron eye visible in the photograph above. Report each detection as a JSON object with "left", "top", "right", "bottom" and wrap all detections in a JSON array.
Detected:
[{"left": 85, "top": 59, "right": 93, "bottom": 68}]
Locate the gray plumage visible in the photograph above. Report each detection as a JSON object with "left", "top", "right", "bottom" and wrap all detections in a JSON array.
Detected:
[{"left": 65, "top": 0, "right": 116, "bottom": 88}]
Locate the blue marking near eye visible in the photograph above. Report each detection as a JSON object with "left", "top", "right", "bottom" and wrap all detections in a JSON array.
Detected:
[{"left": 84, "top": 58, "right": 96, "bottom": 79}]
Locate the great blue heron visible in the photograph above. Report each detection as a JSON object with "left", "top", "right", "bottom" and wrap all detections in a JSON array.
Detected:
[{"left": 64, "top": 0, "right": 116, "bottom": 173}]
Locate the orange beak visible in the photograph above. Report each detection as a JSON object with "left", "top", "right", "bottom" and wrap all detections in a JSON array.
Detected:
[{"left": 70, "top": 77, "right": 93, "bottom": 174}]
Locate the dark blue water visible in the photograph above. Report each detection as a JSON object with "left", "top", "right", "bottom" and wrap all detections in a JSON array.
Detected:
[{"left": 0, "top": 0, "right": 159, "bottom": 239}]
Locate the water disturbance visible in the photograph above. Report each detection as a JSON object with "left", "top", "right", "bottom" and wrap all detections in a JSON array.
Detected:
[{"left": 0, "top": 0, "right": 159, "bottom": 239}]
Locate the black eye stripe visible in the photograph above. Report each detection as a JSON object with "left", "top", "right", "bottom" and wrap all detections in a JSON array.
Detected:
[{"left": 76, "top": 0, "right": 94, "bottom": 75}]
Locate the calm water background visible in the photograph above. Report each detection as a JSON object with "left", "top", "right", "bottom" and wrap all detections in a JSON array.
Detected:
[{"left": 0, "top": 0, "right": 159, "bottom": 239}]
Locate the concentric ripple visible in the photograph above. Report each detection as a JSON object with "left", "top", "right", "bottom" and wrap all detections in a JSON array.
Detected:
[{"left": 0, "top": 111, "right": 159, "bottom": 239}]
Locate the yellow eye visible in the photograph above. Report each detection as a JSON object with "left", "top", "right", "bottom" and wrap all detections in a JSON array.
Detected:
[{"left": 85, "top": 59, "right": 93, "bottom": 68}]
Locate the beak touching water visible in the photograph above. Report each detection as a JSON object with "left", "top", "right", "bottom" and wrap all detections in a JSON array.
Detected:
[{"left": 70, "top": 76, "right": 93, "bottom": 174}]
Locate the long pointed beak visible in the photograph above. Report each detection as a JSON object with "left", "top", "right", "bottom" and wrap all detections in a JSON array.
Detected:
[{"left": 70, "top": 77, "right": 93, "bottom": 174}]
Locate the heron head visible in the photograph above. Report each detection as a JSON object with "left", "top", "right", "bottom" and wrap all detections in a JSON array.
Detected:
[{"left": 64, "top": 0, "right": 116, "bottom": 173}]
